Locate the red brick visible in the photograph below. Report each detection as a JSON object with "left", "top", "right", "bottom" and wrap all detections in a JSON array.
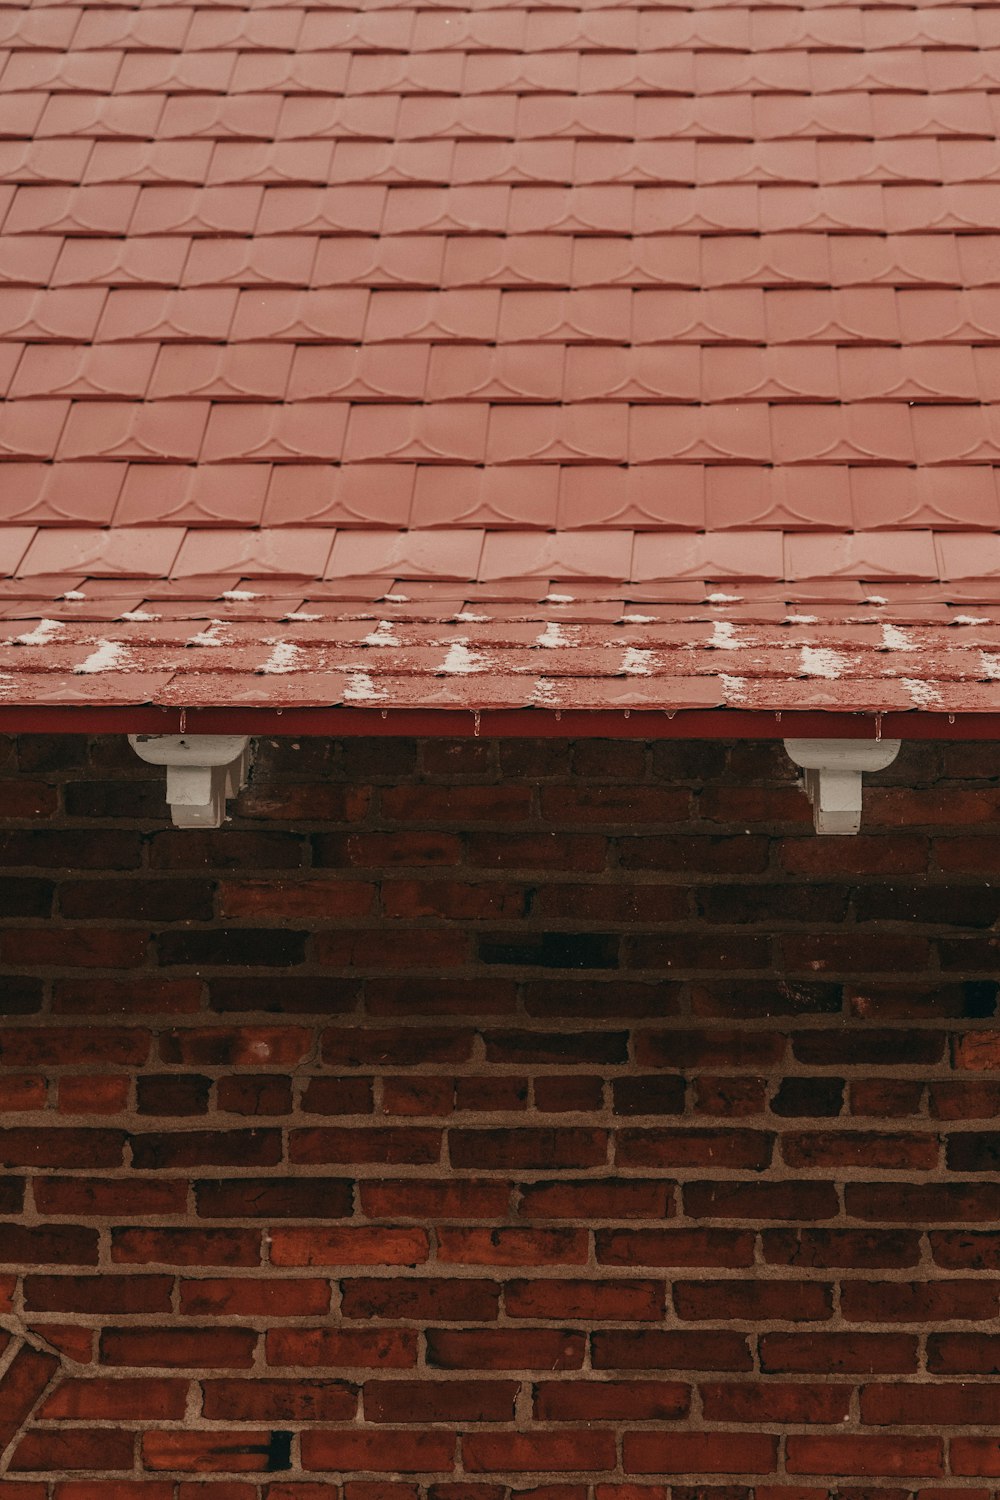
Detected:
[
  {"left": 180, "top": 1279, "right": 331, "bottom": 1317},
  {"left": 383, "top": 881, "right": 526, "bottom": 920},
  {"left": 0, "top": 1129, "right": 125, "bottom": 1168},
  {"left": 618, "top": 1129, "right": 773, "bottom": 1170},
  {"left": 290, "top": 1128, "right": 442, "bottom": 1165},
  {"left": 929, "top": 1081, "right": 1000, "bottom": 1118},
  {"left": 780, "top": 836, "right": 927, "bottom": 875},
  {"left": 950, "top": 1439, "right": 1000, "bottom": 1477},
  {"left": 301, "top": 1077, "right": 374, "bottom": 1114},
  {"left": 202, "top": 1379, "right": 357, "bottom": 1422},
  {"left": 437, "top": 1229, "right": 588, "bottom": 1267},
  {"left": 760, "top": 1334, "right": 918, "bottom": 1375},
  {"left": 465, "top": 1433, "right": 616, "bottom": 1474},
  {"left": 466, "top": 833, "right": 606, "bottom": 873},
  {"left": 701, "top": 1383, "right": 851, "bottom": 1424},
  {"left": 534, "top": 1382, "right": 689, "bottom": 1422},
  {"left": 383, "top": 1078, "right": 455, "bottom": 1116},
  {"left": 597, "top": 1229, "right": 754, "bottom": 1268},
  {"left": 0, "top": 1076, "right": 45, "bottom": 1111},
  {"left": 0, "top": 1027, "right": 150, "bottom": 1066},
  {"left": 0, "top": 782, "right": 58, "bottom": 817},
  {"left": 142, "top": 1431, "right": 280, "bottom": 1473},
  {"left": 56, "top": 1487, "right": 172, "bottom": 1500},
  {"left": 100, "top": 1328, "right": 257, "bottom": 1368},
  {"left": 624, "top": 1434, "right": 778, "bottom": 1475},
  {"left": 674, "top": 1280, "right": 832, "bottom": 1322},
  {"left": 269, "top": 1227, "right": 429, "bottom": 1267},
  {"left": 845, "top": 1182, "right": 1000, "bottom": 1223},
  {"left": 592, "top": 1331, "right": 752, "bottom": 1372},
  {"left": 427, "top": 1330, "right": 585, "bottom": 1370},
  {"left": 218, "top": 880, "right": 375, "bottom": 918},
  {"left": 364, "top": 1381, "right": 517, "bottom": 1423},
  {"left": 869, "top": 788, "right": 1000, "bottom": 828},
  {"left": 781, "top": 1131, "right": 939, "bottom": 1169},
  {"left": 217, "top": 1074, "right": 292, "bottom": 1114},
  {"left": 781, "top": 935, "right": 933, "bottom": 974},
  {"left": 131, "top": 1129, "right": 281, "bottom": 1169},
  {"left": 762, "top": 1230, "right": 920, "bottom": 1269},
  {"left": 360, "top": 1179, "right": 512, "bottom": 1219},
  {"left": 635, "top": 1030, "right": 784, "bottom": 1070},
  {"left": 318, "top": 832, "right": 462, "bottom": 868},
  {"left": 525, "top": 981, "right": 676, "bottom": 1019},
  {"left": 520, "top": 1178, "right": 673, "bottom": 1221},
  {"left": 791, "top": 1030, "right": 945, "bottom": 1066},
  {"left": 926, "top": 1334, "right": 1000, "bottom": 1374},
  {"left": 683, "top": 1181, "right": 839, "bottom": 1221},
  {"left": 159, "top": 1026, "right": 313, "bottom": 1066},
  {"left": 541, "top": 786, "right": 690, "bottom": 825},
  {"left": 929, "top": 1231, "right": 1000, "bottom": 1269},
  {"left": 321, "top": 1028, "right": 475, "bottom": 1066},
  {"left": 0, "top": 1345, "right": 61, "bottom": 1453},
  {"left": 383, "top": 785, "right": 532, "bottom": 824},
  {"left": 0, "top": 1225, "right": 99, "bottom": 1266},
  {"left": 449, "top": 1129, "right": 607, "bottom": 1169},
  {"left": 849, "top": 1079, "right": 924, "bottom": 1116},
  {"left": 57, "top": 1076, "right": 129, "bottom": 1114},
  {"left": 196, "top": 1178, "right": 353, "bottom": 1219},
  {"left": 862, "top": 1383, "right": 1000, "bottom": 1426},
  {"left": 36, "top": 1178, "right": 187, "bottom": 1217},
  {"left": 266, "top": 1330, "right": 417, "bottom": 1369},
  {"left": 534, "top": 1076, "right": 604, "bottom": 1112},
  {"left": 692, "top": 1075, "right": 769, "bottom": 1115},
  {"left": 2, "top": 930, "right": 148, "bottom": 968},
  {"left": 954, "top": 1032, "right": 1000, "bottom": 1070},
  {"left": 302, "top": 1433, "right": 455, "bottom": 1473},
  {"left": 340, "top": 1280, "right": 500, "bottom": 1321},
  {"left": 842, "top": 1279, "right": 999, "bottom": 1322},
  {"left": 53, "top": 978, "right": 201, "bottom": 1015},
  {"left": 785, "top": 1437, "right": 943, "bottom": 1477},
  {"left": 40, "top": 1378, "right": 188, "bottom": 1421},
  {"left": 8, "top": 1430, "right": 135, "bottom": 1473},
  {"left": 368, "top": 979, "right": 517, "bottom": 1016},
  {"left": 24, "top": 1275, "right": 172, "bottom": 1314},
  {"left": 506, "top": 1279, "right": 664, "bottom": 1320}
]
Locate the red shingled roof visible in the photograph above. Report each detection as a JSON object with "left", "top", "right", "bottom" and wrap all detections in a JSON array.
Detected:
[{"left": 3, "top": 0, "right": 1000, "bottom": 731}]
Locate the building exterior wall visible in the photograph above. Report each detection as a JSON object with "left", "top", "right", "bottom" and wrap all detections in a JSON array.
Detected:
[{"left": 1, "top": 732, "right": 999, "bottom": 1494}]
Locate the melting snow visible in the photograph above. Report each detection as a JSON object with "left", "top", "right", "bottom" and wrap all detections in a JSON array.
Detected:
[
  {"left": 720, "top": 674, "right": 747, "bottom": 702},
  {"left": 864, "top": 594, "right": 889, "bottom": 606},
  {"left": 442, "top": 640, "right": 485, "bottom": 674},
  {"left": 188, "top": 621, "right": 224, "bottom": 648},
  {"left": 120, "top": 611, "right": 160, "bottom": 623},
  {"left": 707, "top": 592, "right": 742, "bottom": 604},
  {"left": 621, "top": 646, "right": 653, "bottom": 675},
  {"left": 709, "top": 620, "right": 742, "bottom": 649},
  {"left": 455, "top": 612, "right": 490, "bottom": 623},
  {"left": 383, "top": 594, "right": 409, "bottom": 603},
  {"left": 621, "top": 613, "right": 655, "bottom": 624},
  {"left": 531, "top": 676, "right": 559, "bottom": 705},
  {"left": 902, "top": 678, "right": 942, "bottom": 707},
  {"left": 537, "top": 621, "right": 570, "bottom": 648},
  {"left": 343, "top": 670, "right": 386, "bottom": 702},
  {"left": 61, "top": 591, "right": 85, "bottom": 601},
  {"left": 74, "top": 640, "right": 129, "bottom": 674},
  {"left": 260, "top": 641, "right": 303, "bottom": 674},
  {"left": 800, "top": 646, "right": 846, "bottom": 679},
  {"left": 222, "top": 590, "right": 259, "bottom": 602},
  {"left": 881, "top": 624, "right": 910, "bottom": 651},
  {"left": 364, "top": 620, "right": 401, "bottom": 647},
  {"left": 284, "top": 612, "right": 321, "bottom": 622},
  {"left": 980, "top": 652, "right": 1000, "bottom": 680},
  {"left": 14, "top": 619, "right": 63, "bottom": 647},
  {"left": 954, "top": 615, "right": 990, "bottom": 626},
  {"left": 544, "top": 593, "right": 574, "bottom": 603},
  {"left": 784, "top": 614, "right": 818, "bottom": 625}
]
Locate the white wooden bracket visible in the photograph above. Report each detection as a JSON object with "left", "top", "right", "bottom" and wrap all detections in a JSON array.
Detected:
[
  {"left": 128, "top": 734, "right": 251, "bottom": 828},
  {"left": 783, "top": 738, "right": 901, "bottom": 835}
]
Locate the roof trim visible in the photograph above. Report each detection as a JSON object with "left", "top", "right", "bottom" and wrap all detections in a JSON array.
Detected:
[{"left": 0, "top": 704, "right": 993, "bottom": 741}]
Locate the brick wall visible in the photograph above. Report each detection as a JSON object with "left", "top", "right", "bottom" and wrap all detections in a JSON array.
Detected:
[{"left": 1, "top": 731, "right": 1000, "bottom": 1497}]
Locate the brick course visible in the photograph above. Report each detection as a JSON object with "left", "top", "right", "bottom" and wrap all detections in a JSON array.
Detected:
[{"left": 0, "top": 734, "right": 999, "bottom": 1493}]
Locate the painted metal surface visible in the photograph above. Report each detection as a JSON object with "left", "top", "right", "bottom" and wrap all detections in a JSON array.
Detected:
[{"left": 3, "top": 1, "right": 1000, "bottom": 718}]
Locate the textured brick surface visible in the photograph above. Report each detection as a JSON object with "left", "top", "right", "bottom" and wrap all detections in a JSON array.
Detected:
[{"left": 0, "top": 734, "right": 999, "bottom": 1491}]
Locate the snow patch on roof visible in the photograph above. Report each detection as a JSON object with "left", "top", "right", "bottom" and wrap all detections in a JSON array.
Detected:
[
  {"left": 710, "top": 620, "right": 742, "bottom": 649},
  {"left": 902, "top": 677, "right": 943, "bottom": 707},
  {"left": 537, "top": 621, "right": 571, "bottom": 648},
  {"left": 188, "top": 621, "right": 224, "bottom": 648},
  {"left": 222, "top": 590, "right": 259, "bottom": 602},
  {"left": 260, "top": 641, "right": 303, "bottom": 674},
  {"left": 14, "top": 619, "right": 63, "bottom": 647},
  {"left": 74, "top": 640, "right": 129, "bottom": 674},
  {"left": 721, "top": 674, "right": 747, "bottom": 703},
  {"left": 442, "top": 640, "right": 485, "bottom": 674},
  {"left": 344, "top": 670, "right": 386, "bottom": 702},
  {"left": 364, "top": 620, "right": 401, "bottom": 647},
  {"left": 621, "top": 646, "right": 653, "bottom": 676},
  {"left": 120, "top": 611, "right": 160, "bottom": 623},
  {"left": 881, "top": 624, "right": 910, "bottom": 651},
  {"left": 800, "top": 646, "right": 847, "bottom": 679}
]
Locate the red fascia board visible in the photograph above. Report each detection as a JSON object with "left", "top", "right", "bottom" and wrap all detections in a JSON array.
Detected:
[{"left": 0, "top": 704, "right": 993, "bottom": 740}]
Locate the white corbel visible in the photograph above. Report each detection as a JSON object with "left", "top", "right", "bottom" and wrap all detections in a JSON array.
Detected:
[
  {"left": 128, "top": 734, "right": 251, "bottom": 828},
  {"left": 783, "top": 737, "right": 901, "bottom": 835}
]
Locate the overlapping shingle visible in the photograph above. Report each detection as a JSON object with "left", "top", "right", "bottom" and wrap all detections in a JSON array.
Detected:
[{"left": 3, "top": 0, "right": 1000, "bottom": 719}]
